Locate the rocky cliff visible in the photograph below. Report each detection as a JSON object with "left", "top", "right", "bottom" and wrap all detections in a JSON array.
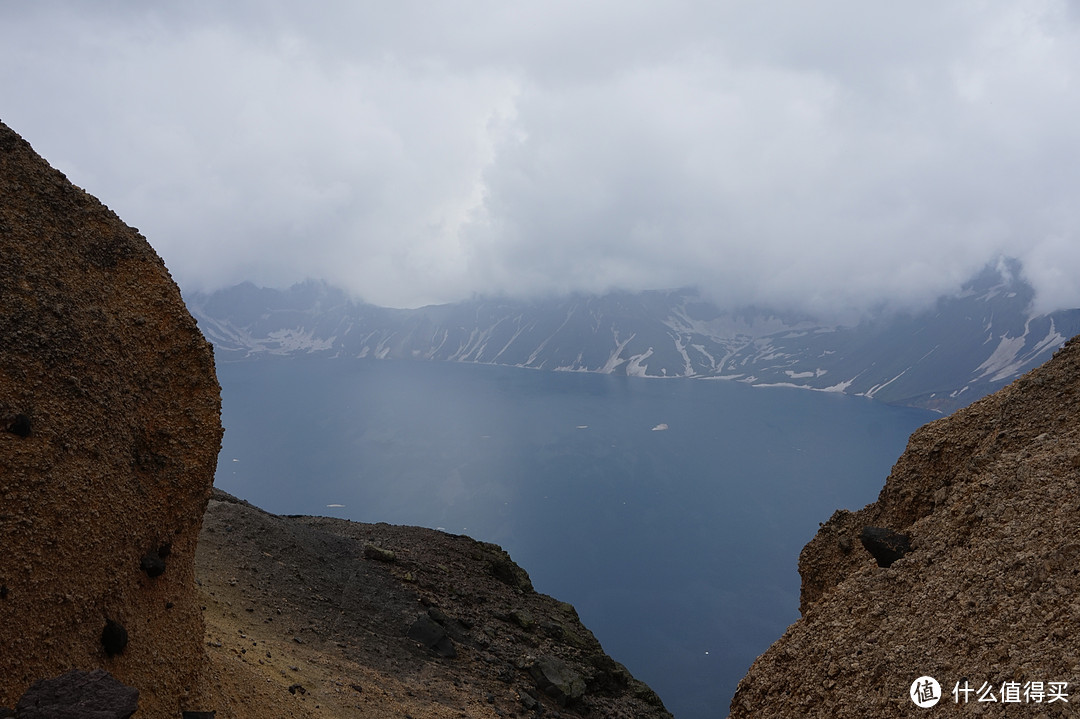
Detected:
[
  {"left": 196, "top": 490, "right": 672, "bottom": 719},
  {"left": 730, "top": 336, "right": 1080, "bottom": 717},
  {"left": 0, "top": 120, "right": 222, "bottom": 715}
]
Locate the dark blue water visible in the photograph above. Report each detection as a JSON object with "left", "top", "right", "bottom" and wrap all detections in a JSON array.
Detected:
[{"left": 214, "top": 358, "right": 935, "bottom": 718}]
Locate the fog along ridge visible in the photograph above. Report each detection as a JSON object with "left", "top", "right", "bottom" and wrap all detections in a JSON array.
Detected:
[{"left": 188, "top": 260, "right": 1080, "bottom": 412}]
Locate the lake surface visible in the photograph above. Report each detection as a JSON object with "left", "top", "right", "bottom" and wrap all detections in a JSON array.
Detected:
[{"left": 214, "top": 358, "right": 935, "bottom": 718}]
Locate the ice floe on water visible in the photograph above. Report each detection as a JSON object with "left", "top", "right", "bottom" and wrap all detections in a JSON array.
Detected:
[{"left": 651, "top": 423, "right": 669, "bottom": 431}]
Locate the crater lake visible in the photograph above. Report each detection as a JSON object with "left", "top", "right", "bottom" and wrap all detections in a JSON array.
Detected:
[{"left": 214, "top": 357, "right": 935, "bottom": 718}]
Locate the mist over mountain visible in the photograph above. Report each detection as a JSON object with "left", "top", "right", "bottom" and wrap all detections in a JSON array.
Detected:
[{"left": 188, "top": 259, "right": 1080, "bottom": 413}]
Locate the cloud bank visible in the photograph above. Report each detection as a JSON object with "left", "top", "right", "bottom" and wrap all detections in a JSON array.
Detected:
[{"left": 2, "top": 1, "right": 1080, "bottom": 316}]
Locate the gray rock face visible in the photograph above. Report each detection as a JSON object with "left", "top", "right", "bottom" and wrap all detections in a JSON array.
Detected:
[
  {"left": 16, "top": 669, "right": 138, "bottom": 719},
  {"left": 528, "top": 655, "right": 586, "bottom": 706},
  {"left": 407, "top": 613, "right": 457, "bottom": 658}
]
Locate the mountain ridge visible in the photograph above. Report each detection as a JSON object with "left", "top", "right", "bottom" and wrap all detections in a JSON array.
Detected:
[{"left": 187, "top": 261, "right": 1080, "bottom": 412}]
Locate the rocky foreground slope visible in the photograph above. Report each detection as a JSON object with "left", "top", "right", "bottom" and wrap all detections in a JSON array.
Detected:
[
  {"left": 730, "top": 336, "right": 1080, "bottom": 717},
  {"left": 196, "top": 491, "right": 670, "bottom": 719}
]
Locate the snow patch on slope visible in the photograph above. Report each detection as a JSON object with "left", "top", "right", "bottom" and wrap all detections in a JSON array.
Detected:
[
  {"left": 975, "top": 320, "right": 1065, "bottom": 383},
  {"left": 265, "top": 327, "right": 335, "bottom": 354},
  {"left": 601, "top": 330, "right": 636, "bottom": 373},
  {"left": 626, "top": 348, "right": 654, "bottom": 377}
]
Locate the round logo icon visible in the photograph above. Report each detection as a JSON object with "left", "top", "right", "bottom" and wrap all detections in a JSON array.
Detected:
[{"left": 910, "top": 676, "right": 941, "bottom": 708}]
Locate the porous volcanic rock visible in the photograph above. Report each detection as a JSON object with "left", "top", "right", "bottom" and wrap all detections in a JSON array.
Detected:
[
  {"left": 0, "top": 121, "right": 222, "bottom": 716},
  {"left": 730, "top": 336, "right": 1080, "bottom": 717}
]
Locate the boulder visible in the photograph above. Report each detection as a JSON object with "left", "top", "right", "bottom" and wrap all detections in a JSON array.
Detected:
[
  {"left": 407, "top": 613, "right": 457, "bottom": 658},
  {"left": 15, "top": 669, "right": 138, "bottom": 719},
  {"left": 0, "top": 121, "right": 222, "bottom": 717},
  {"left": 362, "top": 543, "right": 396, "bottom": 563},
  {"left": 528, "top": 655, "right": 586, "bottom": 706}
]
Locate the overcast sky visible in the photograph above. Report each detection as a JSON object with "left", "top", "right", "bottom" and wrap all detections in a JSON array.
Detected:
[{"left": 3, "top": 1, "right": 1080, "bottom": 316}]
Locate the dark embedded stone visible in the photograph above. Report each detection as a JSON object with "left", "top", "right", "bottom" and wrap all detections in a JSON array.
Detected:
[
  {"left": 15, "top": 668, "right": 138, "bottom": 719},
  {"left": 407, "top": 613, "right": 457, "bottom": 658},
  {"left": 140, "top": 551, "right": 166, "bottom": 578},
  {"left": 1, "top": 584, "right": 8, "bottom": 599},
  {"left": 101, "top": 619, "right": 128, "bottom": 657},
  {"left": 157, "top": 542, "right": 172, "bottom": 559},
  {"left": 6, "top": 414, "right": 31, "bottom": 437},
  {"left": 860, "top": 526, "right": 911, "bottom": 568},
  {"left": 528, "top": 655, "right": 586, "bottom": 706},
  {"left": 350, "top": 684, "right": 363, "bottom": 693},
  {"left": 0, "top": 707, "right": 12, "bottom": 718},
  {"left": 181, "top": 713, "right": 216, "bottom": 719},
  {"left": 427, "top": 607, "right": 451, "bottom": 626},
  {"left": 287, "top": 684, "right": 306, "bottom": 695}
]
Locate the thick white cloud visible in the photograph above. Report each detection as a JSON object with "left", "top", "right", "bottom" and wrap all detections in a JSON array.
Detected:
[{"left": 2, "top": 1, "right": 1080, "bottom": 315}]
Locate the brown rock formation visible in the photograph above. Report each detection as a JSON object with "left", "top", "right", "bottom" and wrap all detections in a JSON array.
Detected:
[
  {"left": 730, "top": 337, "right": 1080, "bottom": 717},
  {"left": 0, "top": 120, "right": 222, "bottom": 716}
]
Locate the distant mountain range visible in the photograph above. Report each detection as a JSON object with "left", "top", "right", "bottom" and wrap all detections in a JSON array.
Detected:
[{"left": 186, "top": 259, "right": 1080, "bottom": 412}]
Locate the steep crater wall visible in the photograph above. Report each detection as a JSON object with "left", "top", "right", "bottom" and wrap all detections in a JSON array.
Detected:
[
  {"left": 0, "top": 120, "right": 222, "bottom": 716},
  {"left": 730, "top": 336, "right": 1080, "bottom": 717}
]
